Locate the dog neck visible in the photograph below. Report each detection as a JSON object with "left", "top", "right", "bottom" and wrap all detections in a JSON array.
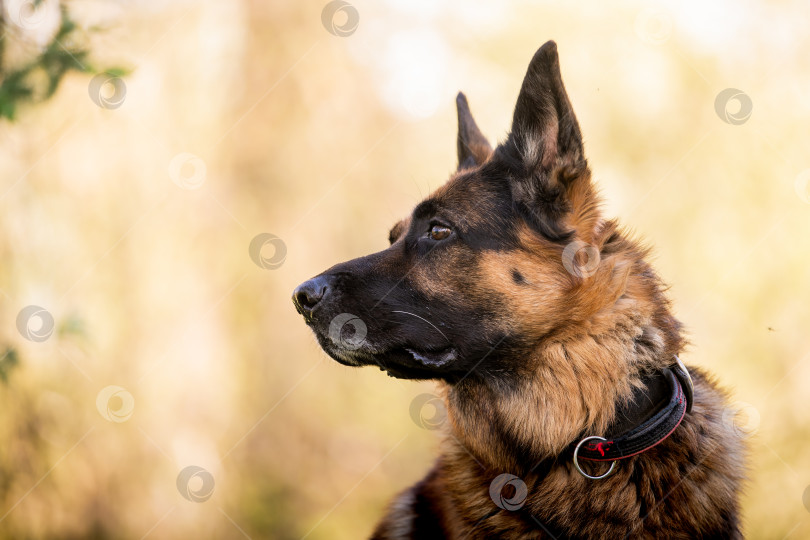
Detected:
[{"left": 441, "top": 274, "right": 683, "bottom": 473}]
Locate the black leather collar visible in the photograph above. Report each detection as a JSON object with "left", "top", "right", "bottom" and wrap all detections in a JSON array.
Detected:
[{"left": 573, "top": 358, "right": 694, "bottom": 462}]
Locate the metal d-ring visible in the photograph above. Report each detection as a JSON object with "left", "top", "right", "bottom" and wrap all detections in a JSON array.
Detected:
[{"left": 573, "top": 436, "right": 617, "bottom": 480}]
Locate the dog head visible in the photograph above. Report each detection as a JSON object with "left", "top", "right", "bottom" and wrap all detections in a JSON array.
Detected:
[{"left": 293, "top": 41, "right": 635, "bottom": 382}]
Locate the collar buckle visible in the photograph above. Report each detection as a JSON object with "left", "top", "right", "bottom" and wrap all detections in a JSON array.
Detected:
[{"left": 672, "top": 356, "right": 694, "bottom": 413}]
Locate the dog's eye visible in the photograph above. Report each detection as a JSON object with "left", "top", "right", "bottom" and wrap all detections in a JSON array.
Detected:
[{"left": 428, "top": 225, "right": 452, "bottom": 241}]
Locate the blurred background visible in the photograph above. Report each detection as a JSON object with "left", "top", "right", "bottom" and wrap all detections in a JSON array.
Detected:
[{"left": 1, "top": 0, "right": 809, "bottom": 538}]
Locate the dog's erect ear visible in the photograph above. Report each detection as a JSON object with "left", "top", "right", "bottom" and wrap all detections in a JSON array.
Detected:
[
  {"left": 499, "top": 41, "right": 593, "bottom": 241},
  {"left": 505, "top": 40, "right": 584, "bottom": 173},
  {"left": 456, "top": 92, "right": 492, "bottom": 170}
]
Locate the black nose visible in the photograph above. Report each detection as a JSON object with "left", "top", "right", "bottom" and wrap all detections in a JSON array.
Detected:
[{"left": 292, "top": 275, "right": 331, "bottom": 315}]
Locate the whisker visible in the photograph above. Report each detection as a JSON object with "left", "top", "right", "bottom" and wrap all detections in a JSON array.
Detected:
[{"left": 391, "top": 310, "right": 450, "bottom": 343}]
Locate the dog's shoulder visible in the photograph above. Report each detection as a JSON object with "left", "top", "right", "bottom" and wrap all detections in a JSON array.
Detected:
[{"left": 370, "top": 461, "right": 455, "bottom": 540}]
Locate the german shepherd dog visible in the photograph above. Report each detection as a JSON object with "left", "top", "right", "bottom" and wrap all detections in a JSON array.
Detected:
[{"left": 293, "top": 41, "right": 745, "bottom": 538}]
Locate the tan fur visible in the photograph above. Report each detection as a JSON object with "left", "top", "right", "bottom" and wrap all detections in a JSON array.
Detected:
[{"left": 373, "top": 369, "right": 745, "bottom": 539}]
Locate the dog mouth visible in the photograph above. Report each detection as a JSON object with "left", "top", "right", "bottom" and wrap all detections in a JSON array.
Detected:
[
  {"left": 404, "top": 347, "right": 457, "bottom": 367},
  {"left": 375, "top": 345, "right": 459, "bottom": 379},
  {"left": 301, "top": 307, "right": 460, "bottom": 379},
  {"left": 314, "top": 331, "right": 458, "bottom": 379}
]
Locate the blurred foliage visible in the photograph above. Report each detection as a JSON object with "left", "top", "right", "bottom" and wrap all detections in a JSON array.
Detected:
[
  {"left": 0, "top": 2, "right": 125, "bottom": 120},
  {"left": 0, "top": 348, "right": 17, "bottom": 383}
]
